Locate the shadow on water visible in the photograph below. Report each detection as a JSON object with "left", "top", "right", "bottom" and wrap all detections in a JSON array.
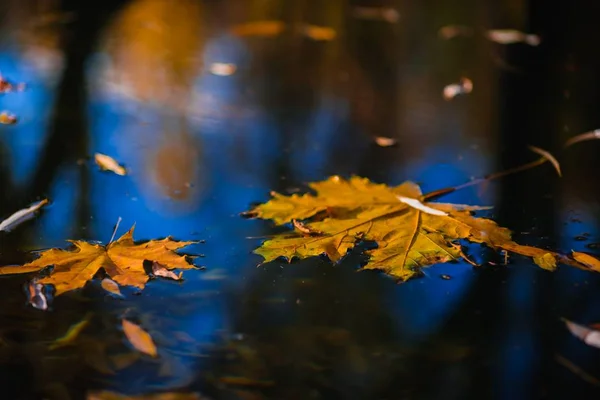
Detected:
[{"left": 0, "top": 0, "right": 599, "bottom": 399}]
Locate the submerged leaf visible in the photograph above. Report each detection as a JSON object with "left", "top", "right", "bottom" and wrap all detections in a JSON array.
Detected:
[
  {"left": 247, "top": 176, "right": 591, "bottom": 280},
  {"left": 0, "top": 226, "right": 196, "bottom": 297},
  {"left": 0, "top": 199, "right": 49, "bottom": 232},
  {"left": 122, "top": 319, "right": 157, "bottom": 357},
  {"left": 49, "top": 315, "right": 91, "bottom": 350}
]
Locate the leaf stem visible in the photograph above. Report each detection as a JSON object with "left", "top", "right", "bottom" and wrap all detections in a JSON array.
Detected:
[{"left": 422, "top": 157, "right": 547, "bottom": 201}]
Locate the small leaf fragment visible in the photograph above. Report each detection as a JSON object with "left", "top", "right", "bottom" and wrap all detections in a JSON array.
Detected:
[
  {"left": 49, "top": 315, "right": 91, "bottom": 350},
  {"left": 532, "top": 252, "right": 557, "bottom": 271},
  {"left": 208, "top": 63, "right": 236, "bottom": 76},
  {"left": 101, "top": 278, "right": 124, "bottom": 298},
  {"left": 94, "top": 153, "right": 126, "bottom": 176},
  {"left": 26, "top": 280, "right": 48, "bottom": 310},
  {"left": 572, "top": 251, "right": 600, "bottom": 272},
  {"left": 122, "top": 319, "right": 158, "bottom": 357},
  {"left": 0, "top": 199, "right": 49, "bottom": 232},
  {"left": 152, "top": 261, "right": 182, "bottom": 281},
  {"left": 443, "top": 77, "right": 472, "bottom": 100},
  {"left": 374, "top": 137, "right": 397, "bottom": 147},
  {"left": 397, "top": 195, "right": 448, "bottom": 216},
  {"left": 0, "top": 111, "right": 17, "bottom": 124},
  {"left": 301, "top": 25, "right": 336, "bottom": 41},
  {"left": 486, "top": 29, "right": 540, "bottom": 46},
  {"left": 563, "top": 319, "right": 600, "bottom": 349}
]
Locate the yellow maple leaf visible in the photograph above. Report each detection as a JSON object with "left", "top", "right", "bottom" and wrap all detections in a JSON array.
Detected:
[
  {"left": 247, "top": 176, "right": 593, "bottom": 280},
  {"left": 0, "top": 226, "right": 196, "bottom": 296}
]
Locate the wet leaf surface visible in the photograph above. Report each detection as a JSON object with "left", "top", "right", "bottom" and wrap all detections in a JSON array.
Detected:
[
  {"left": 0, "top": 226, "right": 197, "bottom": 299},
  {"left": 248, "top": 176, "right": 595, "bottom": 280}
]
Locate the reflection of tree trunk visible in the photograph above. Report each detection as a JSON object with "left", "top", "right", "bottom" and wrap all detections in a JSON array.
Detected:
[{"left": 13, "top": 1, "right": 126, "bottom": 242}]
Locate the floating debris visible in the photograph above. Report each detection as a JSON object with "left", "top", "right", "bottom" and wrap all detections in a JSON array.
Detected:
[
  {"left": 438, "top": 25, "right": 473, "bottom": 39},
  {"left": 443, "top": 77, "right": 473, "bottom": 100},
  {"left": 352, "top": 7, "right": 400, "bottom": 23},
  {"left": 0, "top": 75, "right": 25, "bottom": 93},
  {"left": 563, "top": 318, "right": 600, "bottom": 349},
  {"left": 564, "top": 129, "right": 600, "bottom": 147},
  {"left": 0, "top": 199, "right": 49, "bottom": 232},
  {"left": 374, "top": 136, "right": 397, "bottom": 147},
  {"left": 486, "top": 29, "right": 540, "bottom": 46},
  {"left": 152, "top": 261, "right": 183, "bottom": 281},
  {"left": 528, "top": 145, "right": 561, "bottom": 177},
  {"left": 94, "top": 153, "right": 127, "bottom": 176},
  {"left": 301, "top": 24, "right": 336, "bottom": 41},
  {"left": 26, "top": 280, "right": 48, "bottom": 310},
  {"left": 231, "top": 20, "right": 285, "bottom": 37},
  {"left": 208, "top": 63, "right": 237, "bottom": 76},
  {"left": 0, "top": 111, "right": 17, "bottom": 124}
]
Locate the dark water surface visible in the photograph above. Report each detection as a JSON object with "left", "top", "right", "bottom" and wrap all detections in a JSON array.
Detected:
[{"left": 0, "top": 1, "right": 600, "bottom": 399}]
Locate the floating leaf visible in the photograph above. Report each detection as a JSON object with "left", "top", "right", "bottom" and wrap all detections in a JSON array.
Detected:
[
  {"left": 0, "top": 226, "right": 196, "bottom": 297},
  {"left": 374, "top": 137, "right": 397, "bottom": 147},
  {"left": 122, "top": 319, "right": 158, "bottom": 357},
  {"left": 247, "top": 176, "right": 590, "bottom": 280},
  {"left": 443, "top": 77, "right": 472, "bottom": 100},
  {"left": 94, "top": 153, "right": 127, "bottom": 176},
  {"left": 0, "top": 111, "right": 17, "bottom": 124},
  {"left": 486, "top": 29, "right": 540, "bottom": 46},
  {"left": 0, "top": 199, "right": 49, "bottom": 232},
  {"left": 563, "top": 319, "right": 600, "bottom": 349},
  {"left": 208, "top": 63, "right": 237, "bottom": 76},
  {"left": 101, "top": 277, "right": 124, "bottom": 298},
  {"left": 572, "top": 251, "right": 600, "bottom": 272},
  {"left": 49, "top": 315, "right": 91, "bottom": 350},
  {"left": 301, "top": 25, "right": 336, "bottom": 41}
]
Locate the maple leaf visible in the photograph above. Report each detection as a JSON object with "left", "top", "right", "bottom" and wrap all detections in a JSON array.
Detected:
[
  {"left": 247, "top": 176, "right": 593, "bottom": 281},
  {"left": 0, "top": 226, "right": 196, "bottom": 296}
]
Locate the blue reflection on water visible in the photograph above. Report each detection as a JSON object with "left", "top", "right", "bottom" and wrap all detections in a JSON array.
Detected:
[{"left": 0, "top": 51, "right": 55, "bottom": 187}]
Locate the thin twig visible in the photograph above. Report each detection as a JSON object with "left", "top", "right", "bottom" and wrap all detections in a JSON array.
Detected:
[{"left": 109, "top": 216, "right": 122, "bottom": 244}]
